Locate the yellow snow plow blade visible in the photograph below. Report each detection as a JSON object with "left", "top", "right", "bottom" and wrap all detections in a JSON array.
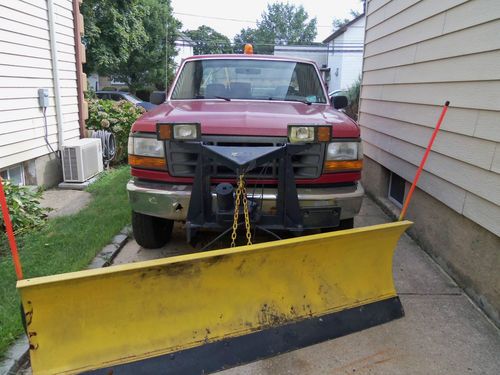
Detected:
[{"left": 18, "top": 221, "right": 411, "bottom": 375}]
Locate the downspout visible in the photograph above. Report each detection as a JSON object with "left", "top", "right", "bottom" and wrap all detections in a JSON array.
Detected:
[
  {"left": 47, "top": 0, "right": 65, "bottom": 150},
  {"left": 72, "top": 0, "right": 86, "bottom": 137}
]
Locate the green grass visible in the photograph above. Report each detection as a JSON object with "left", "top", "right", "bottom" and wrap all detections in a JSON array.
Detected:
[{"left": 0, "top": 166, "right": 131, "bottom": 356}]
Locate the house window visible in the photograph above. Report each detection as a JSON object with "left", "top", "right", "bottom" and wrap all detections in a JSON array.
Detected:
[
  {"left": 0, "top": 164, "right": 25, "bottom": 186},
  {"left": 388, "top": 172, "right": 405, "bottom": 207}
]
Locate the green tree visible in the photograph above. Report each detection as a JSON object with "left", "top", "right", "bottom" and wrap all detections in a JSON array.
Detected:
[
  {"left": 233, "top": 27, "right": 259, "bottom": 53},
  {"left": 82, "top": 0, "right": 180, "bottom": 92},
  {"left": 234, "top": 2, "right": 317, "bottom": 54},
  {"left": 185, "top": 26, "right": 232, "bottom": 55},
  {"left": 332, "top": 9, "right": 361, "bottom": 31}
]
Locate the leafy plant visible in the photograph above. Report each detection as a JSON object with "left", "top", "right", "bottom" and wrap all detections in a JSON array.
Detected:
[
  {"left": 0, "top": 180, "right": 47, "bottom": 234},
  {"left": 86, "top": 99, "right": 145, "bottom": 162},
  {"left": 345, "top": 76, "right": 361, "bottom": 121}
]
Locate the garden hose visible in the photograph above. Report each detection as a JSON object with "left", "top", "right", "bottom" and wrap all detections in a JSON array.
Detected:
[{"left": 91, "top": 130, "right": 116, "bottom": 167}]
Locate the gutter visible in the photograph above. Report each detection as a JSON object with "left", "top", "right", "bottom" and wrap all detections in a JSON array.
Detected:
[
  {"left": 72, "top": 0, "right": 86, "bottom": 138},
  {"left": 47, "top": 0, "right": 65, "bottom": 149}
]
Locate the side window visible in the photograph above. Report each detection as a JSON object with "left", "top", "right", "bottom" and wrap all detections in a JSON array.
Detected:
[
  {"left": 1, "top": 164, "right": 25, "bottom": 185},
  {"left": 110, "top": 94, "right": 122, "bottom": 101},
  {"left": 96, "top": 93, "right": 108, "bottom": 99}
]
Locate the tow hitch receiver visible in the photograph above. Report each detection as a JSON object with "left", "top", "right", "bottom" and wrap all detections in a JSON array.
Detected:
[{"left": 17, "top": 220, "right": 411, "bottom": 375}]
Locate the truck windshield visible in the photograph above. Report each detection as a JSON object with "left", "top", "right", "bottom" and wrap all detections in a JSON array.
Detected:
[{"left": 171, "top": 59, "right": 327, "bottom": 104}]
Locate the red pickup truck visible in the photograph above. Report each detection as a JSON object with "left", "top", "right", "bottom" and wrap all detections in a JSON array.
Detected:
[{"left": 127, "top": 54, "right": 364, "bottom": 248}]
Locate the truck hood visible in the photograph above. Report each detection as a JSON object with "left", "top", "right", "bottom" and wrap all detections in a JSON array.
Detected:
[{"left": 132, "top": 100, "right": 360, "bottom": 138}]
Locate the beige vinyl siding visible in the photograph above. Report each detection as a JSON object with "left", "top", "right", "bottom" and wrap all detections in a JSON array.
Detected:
[
  {"left": 360, "top": 0, "right": 500, "bottom": 236},
  {"left": 0, "top": 0, "right": 80, "bottom": 170}
]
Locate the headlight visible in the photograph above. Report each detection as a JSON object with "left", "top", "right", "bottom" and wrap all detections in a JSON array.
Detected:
[
  {"left": 288, "top": 125, "right": 331, "bottom": 143},
  {"left": 128, "top": 136, "right": 164, "bottom": 157},
  {"left": 326, "top": 142, "right": 361, "bottom": 161},
  {"left": 323, "top": 141, "right": 363, "bottom": 173},
  {"left": 157, "top": 123, "right": 201, "bottom": 141},
  {"left": 173, "top": 124, "right": 198, "bottom": 140},
  {"left": 128, "top": 136, "right": 166, "bottom": 170},
  {"left": 289, "top": 126, "right": 315, "bottom": 143}
]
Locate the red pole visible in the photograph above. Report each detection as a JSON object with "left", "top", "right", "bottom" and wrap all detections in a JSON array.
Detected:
[
  {"left": 0, "top": 177, "right": 23, "bottom": 280},
  {"left": 399, "top": 101, "right": 450, "bottom": 221}
]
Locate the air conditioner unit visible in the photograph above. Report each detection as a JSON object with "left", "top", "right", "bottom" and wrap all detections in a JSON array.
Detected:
[{"left": 62, "top": 138, "right": 103, "bottom": 182}]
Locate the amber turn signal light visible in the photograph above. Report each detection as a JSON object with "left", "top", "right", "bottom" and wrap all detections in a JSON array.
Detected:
[
  {"left": 129, "top": 155, "right": 167, "bottom": 170},
  {"left": 157, "top": 124, "right": 172, "bottom": 140},
  {"left": 323, "top": 160, "right": 363, "bottom": 173},
  {"left": 317, "top": 126, "right": 332, "bottom": 142}
]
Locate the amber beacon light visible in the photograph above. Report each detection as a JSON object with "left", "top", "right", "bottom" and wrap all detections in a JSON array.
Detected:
[{"left": 244, "top": 43, "right": 254, "bottom": 54}]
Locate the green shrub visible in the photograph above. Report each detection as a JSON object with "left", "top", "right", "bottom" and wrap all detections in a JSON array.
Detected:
[
  {"left": 345, "top": 76, "right": 361, "bottom": 121},
  {"left": 0, "top": 180, "right": 47, "bottom": 235},
  {"left": 85, "top": 88, "right": 96, "bottom": 100},
  {"left": 86, "top": 99, "right": 145, "bottom": 162},
  {"left": 101, "top": 86, "right": 117, "bottom": 91}
]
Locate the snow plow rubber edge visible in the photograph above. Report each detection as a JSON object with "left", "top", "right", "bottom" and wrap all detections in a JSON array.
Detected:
[{"left": 18, "top": 220, "right": 412, "bottom": 375}]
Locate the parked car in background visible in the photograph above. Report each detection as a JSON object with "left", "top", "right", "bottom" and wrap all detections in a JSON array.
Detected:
[{"left": 96, "top": 91, "right": 156, "bottom": 111}]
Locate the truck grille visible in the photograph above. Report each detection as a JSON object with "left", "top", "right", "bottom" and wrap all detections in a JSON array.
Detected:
[{"left": 165, "top": 136, "right": 325, "bottom": 179}]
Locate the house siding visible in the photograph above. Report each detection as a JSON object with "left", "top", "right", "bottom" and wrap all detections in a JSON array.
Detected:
[
  {"left": 274, "top": 46, "right": 328, "bottom": 68},
  {"left": 0, "top": 0, "right": 80, "bottom": 177},
  {"left": 360, "top": 0, "right": 500, "bottom": 325},
  {"left": 327, "top": 16, "right": 365, "bottom": 91},
  {"left": 361, "top": 0, "right": 500, "bottom": 236}
]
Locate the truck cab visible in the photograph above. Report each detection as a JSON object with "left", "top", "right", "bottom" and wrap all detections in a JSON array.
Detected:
[{"left": 127, "top": 54, "right": 364, "bottom": 248}]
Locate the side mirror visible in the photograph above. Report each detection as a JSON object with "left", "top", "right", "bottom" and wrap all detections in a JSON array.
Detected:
[
  {"left": 331, "top": 95, "right": 348, "bottom": 109},
  {"left": 150, "top": 91, "right": 166, "bottom": 105}
]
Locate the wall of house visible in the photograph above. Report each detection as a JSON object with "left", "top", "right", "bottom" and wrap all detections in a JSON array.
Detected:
[
  {"left": 174, "top": 42, "right": 194, "bottom": 68},
  {"left": 327, "top": 17, "right": 365, "bottom": 91},
  {"left": 274, "top": 45, "right": 328, "bottom": 68},
  {"left": 0, "top": 0, "right": 81, "bottom": 185},
  {"left": 360, "top": 0, "right": 500, "bottom": 326}
]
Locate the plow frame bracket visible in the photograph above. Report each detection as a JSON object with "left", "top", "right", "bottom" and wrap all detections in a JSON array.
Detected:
[{"left": 183, "top": 141, "right": 314, "bottom": 240}]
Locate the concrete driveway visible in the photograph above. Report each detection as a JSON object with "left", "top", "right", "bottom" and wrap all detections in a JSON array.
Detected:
[{"left": 113, "top": 197, "right": 500, "bottom": 374}]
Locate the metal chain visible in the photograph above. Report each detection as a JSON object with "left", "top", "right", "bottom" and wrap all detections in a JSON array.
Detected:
[
  {"left": 230, "top": 174, "right": 253, "bottom": 247},
  {"left": 241, "top": 182, "right": 252, "bottom": 246},
  {"left": 230, "top": 175, "right": 242, "bottom": 247}
]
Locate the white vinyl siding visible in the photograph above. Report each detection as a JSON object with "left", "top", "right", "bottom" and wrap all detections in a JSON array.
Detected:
[
  {"left": 0, "top": 0, "right": 80, "bottom": 170},
  {"left": 327, "top": 16, "right": 365, "bottom": 91},
  {"left": 360, "top": 0, "right": 500, "bottom": 236}
]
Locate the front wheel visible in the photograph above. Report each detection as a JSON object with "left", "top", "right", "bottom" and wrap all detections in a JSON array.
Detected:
[
  {"left": 132, "top": 211, "right": 173, "bottom": 249},
  {"left": 321, "top": 218, "right": 354, "bottom": 233}
]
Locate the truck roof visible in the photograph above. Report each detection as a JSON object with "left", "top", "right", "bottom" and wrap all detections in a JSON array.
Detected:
[{"left": 183, "top": 54, "right": 318, "bottom": 66}]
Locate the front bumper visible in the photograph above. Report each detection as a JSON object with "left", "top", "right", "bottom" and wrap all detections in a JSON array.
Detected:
[{"left": 128, "top": 179, "right": 364, "bottom": 224}]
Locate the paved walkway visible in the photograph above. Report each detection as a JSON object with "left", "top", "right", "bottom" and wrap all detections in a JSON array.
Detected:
[
  {"left": 115, "top": 196, "right": 500, "bottom": 374},
  {"left": 39, "top": 189, "right": 91, "bottom": 218}
]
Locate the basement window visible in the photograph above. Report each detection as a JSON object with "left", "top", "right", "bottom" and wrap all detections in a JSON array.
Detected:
[
  {"left": 388, "top": 172, "right": 405, "bottom": 207},
  {"left": 0, "top": 164, "right": 25, "bottom": 186}
]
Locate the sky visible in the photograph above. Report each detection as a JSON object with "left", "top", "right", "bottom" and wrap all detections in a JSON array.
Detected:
[{"left": 170, "top": 0, "right": 365, "bottom": 43}]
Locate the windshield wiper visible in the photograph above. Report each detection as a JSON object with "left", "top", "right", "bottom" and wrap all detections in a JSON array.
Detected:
[
  {"left": 284, "top": 98, "right": 312, "bottom": 105},
  {"left": 267, "top": 97, "right": 312, "bottom": 105},
  {"left": 215, "top": 95, "right": 231, "bottom": 101}
]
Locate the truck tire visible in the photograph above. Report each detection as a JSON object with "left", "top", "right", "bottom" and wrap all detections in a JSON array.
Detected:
[
  {"left": 132, "top": 211, "right": 173, "bottom": 249},
  {"left": 321, "top": 218, "right": 354, "bottom": 233}
]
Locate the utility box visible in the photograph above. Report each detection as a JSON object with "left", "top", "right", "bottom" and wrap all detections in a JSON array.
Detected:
[
  {"left": 61, "top": 138, "right": 103, "bottom": 182},
  {"left": 38, "top": 88, "right": 49, "bottom": 108}
]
